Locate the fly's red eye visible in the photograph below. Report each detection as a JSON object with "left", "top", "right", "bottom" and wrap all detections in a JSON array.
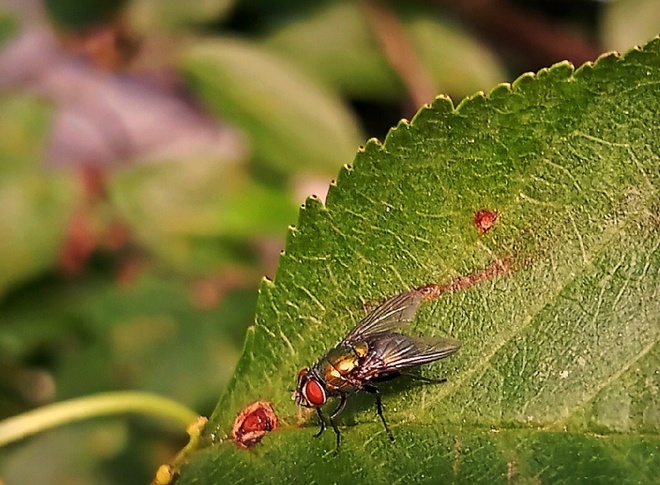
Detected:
[
  {"left": 303, "top": 378, "right": 326, "bottom": 406},
  {"left": 297, "top": 368, "right": 308, "bottom": 384}
]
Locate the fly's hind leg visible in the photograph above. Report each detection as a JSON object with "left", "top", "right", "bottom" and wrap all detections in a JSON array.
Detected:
[{"left": 363, "top": 384, "right": 394, "bottom": 442}]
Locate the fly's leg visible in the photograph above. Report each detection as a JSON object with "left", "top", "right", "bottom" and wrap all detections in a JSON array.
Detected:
[
  {"left": 329, "top": 394, "right": 347, "bottom": 455},
  {"left": 313, "top": 408, "right": 326, "bottom": 438},
  {"left": 328, "top": 417, "right": 342, "bottom": 455},
  {"left": 330, "top": 393, "right": 348, "bottom": 420},
  {"left": 363, "top": 385, "right": 394, "bottom": 442}
]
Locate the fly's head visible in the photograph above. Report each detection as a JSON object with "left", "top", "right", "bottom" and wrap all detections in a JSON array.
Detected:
[{"left": 292, "top": 368, "right": 327, "bottom": 408}]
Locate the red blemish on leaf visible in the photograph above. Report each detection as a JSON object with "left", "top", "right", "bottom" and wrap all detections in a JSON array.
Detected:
[
  {"left": 419, "top": 258, "right": 512, "bottom": 301},
  {"left": 231, "top": 401, "right": 278, "bottom": 449},
  {"left": 473, "top": 209, "right": 498, "bottom": 234}
]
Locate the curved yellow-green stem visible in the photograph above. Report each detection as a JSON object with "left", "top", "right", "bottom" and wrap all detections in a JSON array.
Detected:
[{"left": 0, "top": 391, "right": 198, "bottom": 448}]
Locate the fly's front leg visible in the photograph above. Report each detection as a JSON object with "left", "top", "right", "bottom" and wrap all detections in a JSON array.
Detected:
[
  {"left": 363, "top": 384, "right": 394, "bottom": 442},
  {"left": 314, "top": 408, "right": 326, "bottom": 438},
  {"left": 329, "top": 394, "right": 347, "bottom": 455}
]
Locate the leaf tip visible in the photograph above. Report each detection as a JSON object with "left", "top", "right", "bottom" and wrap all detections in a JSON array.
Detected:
[
  {"left": 301, "top": 194, "right": 325, "bottom": 212},
  {"left": 431, "top": 94, "right": 455, "bottom": 112},
  {"left": 456, "top": 90, "right": 487, "bottom": 111},
  {"left": 510, "top": 71, "right": 537, "bottom": 91},
  {"left": 361, "top": 137, "right": 384, "bottom": 153},
  {"left": 260, "top": 275, "right": 274, "bottom": 286},
  {"left": 540, "top": 61, "right": 575, "bottom": 81},
  {"left": 488, "top": 82, "right": 512, "bottom": 99},
  {"left": 408, "top": 94, "right": 455, "bottom": 127}
]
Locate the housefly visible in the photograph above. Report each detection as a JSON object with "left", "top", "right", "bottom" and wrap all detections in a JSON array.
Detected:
[{"left": 292, "top": 288, "right": 461, "bottom": 453}]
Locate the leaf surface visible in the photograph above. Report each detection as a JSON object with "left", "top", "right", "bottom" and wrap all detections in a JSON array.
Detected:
[
  {"left": 180, "top": 37, "right": 364, "bottom": 175},
  {"left": 177, "top": 39, "right": 660, "bottom": 483}
]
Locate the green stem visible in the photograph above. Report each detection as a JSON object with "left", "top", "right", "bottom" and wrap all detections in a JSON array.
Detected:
[{"left": 0, "top": 391, "right": 198, "bottom": 448}]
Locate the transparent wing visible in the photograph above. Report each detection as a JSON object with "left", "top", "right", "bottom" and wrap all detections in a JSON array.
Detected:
[
  {"left": 341, "top": 290, "right": 423, "bottom": 345},
  {"left": 359, "top": 333, "right": 461, "bottom": 378}
]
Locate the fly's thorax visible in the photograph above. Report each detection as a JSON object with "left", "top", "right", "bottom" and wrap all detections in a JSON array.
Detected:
[{"left": 314, "top": 342, "right": 370, "bottom": 392}]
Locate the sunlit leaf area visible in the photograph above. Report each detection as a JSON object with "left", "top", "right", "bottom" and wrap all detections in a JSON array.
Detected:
[{"left": 0, "top": 1, "right": 658, "bottom": 484}]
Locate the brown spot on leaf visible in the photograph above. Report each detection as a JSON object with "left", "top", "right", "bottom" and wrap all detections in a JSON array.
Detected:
[
  {"left": 507, "top": 461, "right": 517, "bottom": 483},
  {"left": 419, "top": 258, "right": 512, "bottom": 301},
  {"left": 474, "top": 209, "right": 498, "bottom": 234},
  {"left": 232, "top": 401, "right": 279, "bottom": 449},
  {"left": 452, "top": 435, "right": 462, "bottom": 476}
]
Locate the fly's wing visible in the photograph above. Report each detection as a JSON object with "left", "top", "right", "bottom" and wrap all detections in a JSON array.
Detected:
[
  {"left": 358, "top": 333, "right": 461, "bottom": 379},
  {"left": 341, "top": 290, "right": 423, "bottom": 345}
]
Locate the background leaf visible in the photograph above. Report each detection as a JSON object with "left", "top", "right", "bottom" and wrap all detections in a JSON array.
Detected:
[
  {"left": 180, "top": 37, "right": 364, "bottom": 175},
  {"left": 176, "top": 38, "right": 660, "bottom": 482},
  {"left": 0, "top": 95, "right": 79, "bottom": 297},
  {"left": 601, "top": 0, "right": 660, "bottom": 52},
  {"left": 109, "top": 156, "right": 295, "bottom": 272},
  {"left": 262, "top": 2, "right": 506, "bottom": 101},
  {"left": 128, "top": 0, "right": 235, "bottom": 32}
]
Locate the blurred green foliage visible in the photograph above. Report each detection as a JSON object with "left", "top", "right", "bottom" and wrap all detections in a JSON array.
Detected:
[
  {"left": 0, "top": 0, "right": 657, "bottom": 484},
  {"left": 261, "top": 2, "right": 506, "bottom": 101},
  {"left": 45, "top": 0, "right": 128, "bottom": 28},
  {"left": 0, "top": 96, "right": 79, "bottom": 297}
]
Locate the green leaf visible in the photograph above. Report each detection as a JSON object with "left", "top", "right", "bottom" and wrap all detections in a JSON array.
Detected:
[
  {"left": 177, "top": 39, "right": 660, "bottom": 482},
  {"left": 0, "top": 12, "right": 19, "bottom": 48},
  {"left": 109, "top": 156, "right": 295, "bottom": 272},
  {"left": 0, "top": 422, "right": 130, "bottom": 485},
  {"left": 52, "top": 274, "right": 252, "bottom": 406},
  {"left": 179, "top": 37, "right": 364, "bottom": 175},
  {"left": 128, "top": 0, "right": 235, "bottom": 32},
  {"left": 44, "top": 0, "right": 126, "bottom": 29},
  {"left": 0, "top": 95, "right": 79, "bottom": 297},
  {"left": 262, "top": 2, "right": 506, "bottom": 100},
  {"left": 0, "top": 271, "right": 251, "bottom": 405}
]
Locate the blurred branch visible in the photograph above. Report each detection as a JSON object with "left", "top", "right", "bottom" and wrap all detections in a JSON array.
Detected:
[
  {"left": 429, "top": 0, "right": 602, "bottom": 67},
  {"left": 362, "top": 0, "right": 437, "bottom": 110},
  {"left": 0, "top": 392, "right": 198, "bottom": 448}
]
